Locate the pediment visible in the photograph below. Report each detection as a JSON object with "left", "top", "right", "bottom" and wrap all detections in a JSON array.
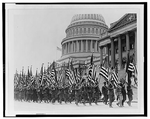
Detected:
[{"left": 109, "top": 14, "right": 137, "bottom": 32}]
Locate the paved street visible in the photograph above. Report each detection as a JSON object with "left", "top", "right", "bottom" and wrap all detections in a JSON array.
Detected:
[{"left": 14, "top": 101, "right": 139, "bottom": 115}]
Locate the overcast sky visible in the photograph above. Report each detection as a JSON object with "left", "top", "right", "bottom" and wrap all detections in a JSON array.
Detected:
[{"left": 7, "top": 4, "right": 139, "bottom": 74}]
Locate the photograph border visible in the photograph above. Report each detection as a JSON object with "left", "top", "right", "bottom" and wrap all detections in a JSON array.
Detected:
[{"left": 3, "top": 2, "right": 147, "bottom": 117}]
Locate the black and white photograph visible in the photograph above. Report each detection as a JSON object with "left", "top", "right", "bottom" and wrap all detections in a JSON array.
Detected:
[{"left": 4, "top": 2, "right": 146, "bottom": 116}]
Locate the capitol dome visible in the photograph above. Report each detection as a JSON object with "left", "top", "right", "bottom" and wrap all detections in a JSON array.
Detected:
[
  {"left": 71, "top": 14, "right": 106, "bottom": 24},
  {"left": 59, "top": 14, "right": 108, "bottom": 63}
]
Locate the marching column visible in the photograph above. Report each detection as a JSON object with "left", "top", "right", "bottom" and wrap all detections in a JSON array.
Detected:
[
  {"left": 118, "top": 35, "right": 122, "bottom": 70},
  {"left": 111, "top": 37, "right": 115, "bottom": 68}
]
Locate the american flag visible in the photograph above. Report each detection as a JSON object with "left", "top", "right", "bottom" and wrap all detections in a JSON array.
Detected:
[
  {"left": 66, "top": 68, "right": 74, "bottom": 85},
  {"left": 99, "top": 66, "right": 109, "bottom": 81},
  {"left": 87, "top": 64, "right": 95, "bottom": 84},
  {"left": 87, "top": 74, "right": 95, "bottom": 84},
  {"left": 111, "top": 71, "right": 119, "bottom": 88},
  {"left": 76, "top": 69, "right": 81, "bottom": 83},
  {"left": 128, "top": 62, "right": 137, "bottom": 73}
]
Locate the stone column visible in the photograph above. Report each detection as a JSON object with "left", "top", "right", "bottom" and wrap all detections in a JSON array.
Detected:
[
  {"left": 100, "top": 46, "right": 103, "bottom": 65},
  {"left": 66, "top": 43, "right": 68, "bottom": 54},
  {"left": 126, "top": 32, "right": 131, "bottom": 86},
  {"left": 105, "top": 45, "right": 109, "bottom": 68},
  {"left": 95, "top": 40, "right": 97, "bottom": 52},
  {"left": 107, "top": 44, "right": 110, "bottom": 67},
  {"left": 81, "top": 40, "right": 83, "bottom": 52},
  {"left": 91, "top": 40, "right": 93, "bottom": 52},
  {"left": 86, "top": 40, "right": 88, "bottom": 52},
  {"left": 65, "top": 43, "right": 66, "bottom": 54},
  {"left": 111, "top": 37, "right": 115, "bottom": 68},
  {"left": 126, "top": 32, "right": 130, "bottom": 53},
  {"left": 77, "top": 40, "right": 79, "bottom": 52},
  {"left": 68, "top": 42, "right": 70, "bottom": 53},
  {"left": 134, "top": 30, "right": 137, "bottom": 64},
  {"left": 118, "top": 35, "right": 122, "bottom": 70},
  {"left": 71, "top": 41, "right": 73, "bottom": 53}
]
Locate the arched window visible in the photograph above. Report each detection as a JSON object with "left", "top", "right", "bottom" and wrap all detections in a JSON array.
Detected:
[
  {"left": 101, "top": 29, "right": 103, "bottom": 34},
  {"left": 76, "top": 28, "right": 78, "bottom": 34},
  {"left": 98, "top": 29, "right": 100, "bottom": 35},
  {"left": 84, "top": 28, "right": 86, "bottom": 33},
  {"left": 72, "top": 29, "right": 74, "bottom": 35},
  {"left": 96, "top": 28, "right": 98, "bottom": 34},
  {"left": 94, "top": 28, "right": 96, "bottom": 34},
  {"left": 69, "top": 30, "right": 71, "bottom": 36},
  {"left": 74, "top": 28, "right": 76, "bottom": 35},
  {"left": 88, "top": 28, "right": 90, "bottom": 33},
  {"left": 92, "top": 28, "right": 94, "bottom": 34},
  {"left": 80, "top": 28, "right": 82, "bottom": 34}
]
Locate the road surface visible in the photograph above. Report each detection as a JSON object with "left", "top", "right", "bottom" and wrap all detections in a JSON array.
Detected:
[{"left": 14, "top": 101, "right": 139, "bottom": 115}]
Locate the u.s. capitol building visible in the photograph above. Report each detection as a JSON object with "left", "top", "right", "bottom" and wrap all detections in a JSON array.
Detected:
[
  {"left": 58, "top": 13, "right": 137, "bottom": 72},
  {"left": 58, "top": 14, "right": 108, "bottom": 66}
]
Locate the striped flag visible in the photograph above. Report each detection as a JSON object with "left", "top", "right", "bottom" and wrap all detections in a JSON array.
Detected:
[
  {"left": 87, "top": 74, "right": 95, "bottom": 84},
  {"left": 66, "top": 69, "right": 72, "bottom": 84},
  {"left": 87, "top": 64, "right": 95, "bottom": 84},
  {"left": 66, "top": 68, "right": 75, "bottom": 85},
  {"left": 99, "top": 66, "right": 109, "bottom": 81},
  {"left": 76, "top": 69, "right": 81, "bottom": 83},
  {"left": 111, "top": 71, "right": 119, "bottom": 88},
  {"left": 128, "top": 62, "right": 137, "bottom": 73}
]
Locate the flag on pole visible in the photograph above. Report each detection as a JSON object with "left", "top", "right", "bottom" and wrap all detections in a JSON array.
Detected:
[
  {"left": 40, "top": 63, "right": 44, "bottom": 76},
  {"left": 111, "top": 71, "right": 119, "bottom": 88},
  {"left": 90, "top": 54, "right": 93, "bottom": 65},
  {"left": 99, "top": 66, "right": 109, "bottom": 81},
  {"left": 125, "top": 52, "right": 132, "bottom": 85},
  {"left": 57, "top": 46, "right": 62, "bottom": 51},
  {"left": 128, "top": 62, "right": 137, "bottom": 72}
]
